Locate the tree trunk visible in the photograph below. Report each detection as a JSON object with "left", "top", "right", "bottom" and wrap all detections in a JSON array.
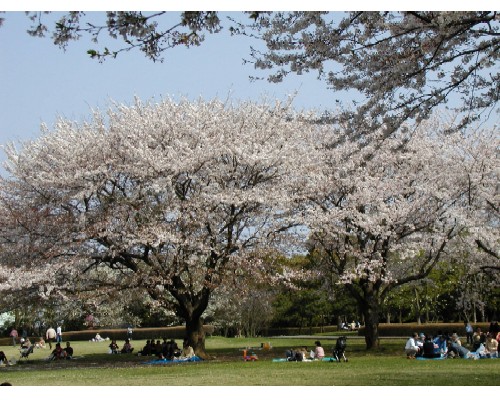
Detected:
[
  {"left": 360, "top": 295, "right": 380, "bottom": 350},
  {"left": 185, "top": 315, "right": 207, "bottom": 359},
  {"left": 414, "top": 287, "right": 422, "bottom": 324}
]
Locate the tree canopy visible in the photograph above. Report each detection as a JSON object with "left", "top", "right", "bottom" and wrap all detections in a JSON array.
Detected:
[
  {"left": 1, "top": 95, "right": 497, "bottom": 348},
  {"left": 0, "top": 97, "right": 321, "bottom": 355}
]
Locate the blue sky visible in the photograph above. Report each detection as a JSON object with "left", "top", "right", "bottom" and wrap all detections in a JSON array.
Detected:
[
  {"left": 0, "top": 5, "right": 495, "bottom": 176},
  {"left": 0, "top": 11, "right": 339, "bottom": 175}
]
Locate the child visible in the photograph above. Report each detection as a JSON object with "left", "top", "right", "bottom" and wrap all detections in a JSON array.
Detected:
[{"left": 109, "top": 339, "right": 119, "bottom": 354}]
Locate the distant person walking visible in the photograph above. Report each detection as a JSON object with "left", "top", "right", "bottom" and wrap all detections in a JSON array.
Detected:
[
  {"left": 9, "top": 328, "right": 18, "bottom": 347},
  {"left": 56, "top": 325, "right": 63, "bottom": 343},
  {"left": 465, "top": 322, "right": 473, "bottom": 345},
  {"left": 46, "top": 326, "right": 56, "bottom": 349}
]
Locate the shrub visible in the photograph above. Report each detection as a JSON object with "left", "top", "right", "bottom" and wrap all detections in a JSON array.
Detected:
[
  {"left": 0, "top": 325, "right": 214, "bottom": 346},
  {"left": 359, "top": 322, "right": 491, "bottom": 337}
]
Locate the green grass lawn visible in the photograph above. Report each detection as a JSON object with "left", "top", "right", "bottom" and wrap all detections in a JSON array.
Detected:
[{"left": 0, "top": 336, "right": 498, "bottom": 386}]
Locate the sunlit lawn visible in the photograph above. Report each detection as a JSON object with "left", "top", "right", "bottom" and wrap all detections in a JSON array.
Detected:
[{"left": 0, "top": 336, "right": 498, "bottom": 386}]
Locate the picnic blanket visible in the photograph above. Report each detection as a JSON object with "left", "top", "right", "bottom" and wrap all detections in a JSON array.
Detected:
[
  {"left": 144, "top": 356, "right": 203, "bottom": 365},
  {"left": 415, "top": 355, "right": 446, "bottom": 360},
  {"left": 272, "top": 357, "right": 337, "bottom": 362}
]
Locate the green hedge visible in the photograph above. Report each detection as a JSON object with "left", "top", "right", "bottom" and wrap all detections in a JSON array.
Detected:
[
  {"left": 359, "top": 322, "right": 491, "bottom": 337},
  {"left": 265, "top": 325, "right": 340, "bottom": 336},
  {"left": 0, "top": 325, "right": 215, "bottom": 346}
]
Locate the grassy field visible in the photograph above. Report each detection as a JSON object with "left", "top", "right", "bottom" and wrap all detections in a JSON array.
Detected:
[{"left": 0, "top": 335, "right": 498, "bottom": 386}]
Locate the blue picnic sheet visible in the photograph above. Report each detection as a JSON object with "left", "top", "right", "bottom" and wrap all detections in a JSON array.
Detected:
[
  {"left": 272, "top": 357, "right": 337, "bottom": 362},
  {"left": 415, "top": 355, "right": 446, "bottom": 360},
  {"left": 144, "top": 356, "right": 203, "bottom": 364}
]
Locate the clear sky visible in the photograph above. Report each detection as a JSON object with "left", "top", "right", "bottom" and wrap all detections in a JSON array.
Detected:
[{"left": 0, "top": 10, "right": 340, "bottom": 176}]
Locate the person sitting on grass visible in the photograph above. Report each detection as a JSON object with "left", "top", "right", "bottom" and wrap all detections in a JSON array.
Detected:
[
  {"left": 109, "top": 339, "right": 119, "bottom": 354},
  {"left": 416, "top": 333, "right": 426, "bottom": 353},
  {"left": 64, "top": 342, "right": 74, "bottom": 359},
  {"left": 433, "top": 333, "right": 447, "bottom": 355},
  {"left": 422, "top": 335, "right": 441, "bottom": 358},
  {"left": 314, "top": 341, "right": 325, "bottom": 360},
  {"left": 172, "top": 340, "right": 181, "bottom": 358},
  {"left": 35, "top": 337, "right": 46, "bottom": 349},
  {"left": 180, "top": 339, "right": 195, "bottom": 359},
  {"left": 484, "top": 333, "right": 498, "bottom": 358},
  {"left": 447, "top": 337, "right": 477, "bottom": 359},
  {"left": 405, "top": 332, "right": 420, "bottom": 359},
  {"left": 21, "top": 337, "right": 32, "bottom": 349},
  {"left": 472, "top": 328, "right": 485, "bottom": 351},
  {"left": 154, "top": 340, "right": 163, "bottom": 358},
  {"left": 0, "top": 351, "right": 10, "bottom": 366},
  {"left": 49, "top": 343, "right": 65, "bottom": 361},
  {"left": 93, "top": 333, "right": 104, "bottom": 342},
  {"left": 141, "top": 340, "right": 153, "bottom": 356},
  {"left": 121, "top": 339, "right": 134, "bottom": 354}
]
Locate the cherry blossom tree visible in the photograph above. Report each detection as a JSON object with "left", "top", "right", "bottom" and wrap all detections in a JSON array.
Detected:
[
  {"left": 0, "top": 97, "right": 320, "bottom": 356},
  {"left": 246, "top": 11, "right": 499, "bottom": 134},
  {"left": 304, "top": 116, "right": 499, "bottom": 348}
]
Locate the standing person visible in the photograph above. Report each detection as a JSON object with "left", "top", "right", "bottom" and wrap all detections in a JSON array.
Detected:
[
  {"left": 127, "top": 326, "right": 133, "bottom": 341},
  {"left": 465, "top": 322, "right": 474, "bottom": 345},
  {"left": 46, "top": 326, "right": 56, "bottom": 349},
  {"left": 39, "top": 321, "right": 46, "bottom": 338},
  {"left": 9, "top": 328, "right": 18, "bottom": 347},
  {"left": 56, "top": 325, "right": 63, "bottom": 343}
]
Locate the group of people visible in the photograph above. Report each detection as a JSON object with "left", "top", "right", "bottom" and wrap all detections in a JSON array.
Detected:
[
  {"left": 286, "top": 340, "right": 326, "bottom": 362},
  {"left": 108, "top": 338, "right": 134, "bottom": 354},
  {"left": 48, "top": 342, "right": 74, "bottom": 361},
  {"left": 104, "top": 337, "right": 196, "bottom": 361},
  {"left": 10, "top": 325, "right": 63, "bottom": 349},
  {"left": 90, "top": 332, "right": 110, "bottom": 342},
  {"left": 340, "top": 321, "right": 361, "bottom": 331},
  {"left": 139, "top": 338, "right": 195, "bottom": 360},
  {"left": 405, "top": 324, "right": 500, "bottom": 360}
]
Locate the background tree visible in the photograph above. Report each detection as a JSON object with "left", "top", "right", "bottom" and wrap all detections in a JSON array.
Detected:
[
  {"left": 0, "top": 97, "right": 319, "bottom": 356},
  {"left": 303, "top": 115, "right": 498, "bottom": 349},
  {"left": 246, "top": 11, "right": 499, "bottom": 134}
]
